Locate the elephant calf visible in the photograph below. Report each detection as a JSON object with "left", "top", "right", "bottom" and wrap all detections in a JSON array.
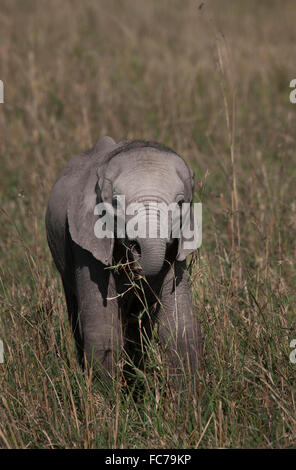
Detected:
[{"left": 45, "top": 137, "right": 202, "bottom": 391}]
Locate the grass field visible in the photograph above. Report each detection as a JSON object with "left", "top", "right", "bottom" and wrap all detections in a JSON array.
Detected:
[{"left": 0, "top": 0, "right": 295, "bottom": 448}]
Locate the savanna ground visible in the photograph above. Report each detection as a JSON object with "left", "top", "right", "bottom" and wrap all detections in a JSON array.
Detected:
[{"left": 0, "top": 0, "right": 295, "bottom": 449}]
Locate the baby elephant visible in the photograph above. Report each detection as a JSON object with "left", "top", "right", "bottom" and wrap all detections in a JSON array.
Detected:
[{"left": 45, "top": 137, "right": 202, "bottom": 391}]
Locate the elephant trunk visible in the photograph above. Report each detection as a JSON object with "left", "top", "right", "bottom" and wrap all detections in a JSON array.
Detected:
[
  {"left": 131, "top": 205, "right": 168, "bottom": 277},
  {"left": 137, "top": 236, "right": 167, "bottom": 277}
]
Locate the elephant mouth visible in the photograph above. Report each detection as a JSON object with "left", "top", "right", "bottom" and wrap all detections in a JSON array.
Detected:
[
  {"left": 122, "top": 237, "right": 178, "bottom": 277},
  {"left": 122, "top": 240, "right": 141, "bottom": 270},
  {"left": 127, "top": 237, "right": 167, "bottom": 277},
  {"left": 130, "top": 241, "right": 141, "bottom": 260}
]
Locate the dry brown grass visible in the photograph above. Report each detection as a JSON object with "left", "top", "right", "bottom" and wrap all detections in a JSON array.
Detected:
[{"left": 0, "top": 0, "right": 295, "bottom": 448}]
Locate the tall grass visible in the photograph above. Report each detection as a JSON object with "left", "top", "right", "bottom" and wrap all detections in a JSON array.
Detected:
[{"left": 0, "top": 0, "right": 295, "bottom": 448}]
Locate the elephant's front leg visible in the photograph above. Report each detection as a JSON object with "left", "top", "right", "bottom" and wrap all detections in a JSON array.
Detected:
[
  {"left": 157, "top": 261, "right": 202, "bottom": 390},
  {"left": 73, "top": 244, "right": 122, "bottom": 387}
]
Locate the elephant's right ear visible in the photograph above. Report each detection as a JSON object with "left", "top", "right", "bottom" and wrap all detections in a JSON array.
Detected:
[{"left": 67, "top": 172, "right": 114, "bottom": 265}]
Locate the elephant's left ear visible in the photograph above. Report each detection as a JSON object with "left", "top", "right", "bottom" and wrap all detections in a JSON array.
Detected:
[
  {"left": 176, "top": 167, "right": 201, "bottom": 261},
  {"left": 67, "top": 171, "right": 114, "bottom": 265}
]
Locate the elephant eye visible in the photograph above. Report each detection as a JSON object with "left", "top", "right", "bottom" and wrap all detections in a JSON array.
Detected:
[{"left": 177, "top": 199, "right": 185, "bottom": 207}]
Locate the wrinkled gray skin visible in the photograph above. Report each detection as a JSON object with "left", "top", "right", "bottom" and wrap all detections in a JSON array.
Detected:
[{"left": 46, "top": 137, "right": 202, "bottom": 391}]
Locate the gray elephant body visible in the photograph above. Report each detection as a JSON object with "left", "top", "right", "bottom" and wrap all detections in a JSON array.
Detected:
[{"left": 45, "top": 136, "right": 202, "bottom": 389}]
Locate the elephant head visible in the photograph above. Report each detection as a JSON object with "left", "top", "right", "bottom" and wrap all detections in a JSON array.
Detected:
[{"left": 68, "top": 140, "right": 197, "bottom": 277}]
